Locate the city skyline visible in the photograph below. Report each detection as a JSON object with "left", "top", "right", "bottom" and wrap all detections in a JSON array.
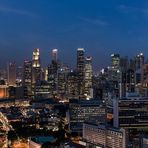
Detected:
[
  {"left": 0, "top": 1, "right": 148, "bottom": 147},
  {"left": 0, "top": 48, "right": 147, "bottom": 72},
  {"left": 0, "top": 0, "right": 148, "bottom": 68},
  {"left": 0, "top": 48, "right": 148, "bottom": 72}
]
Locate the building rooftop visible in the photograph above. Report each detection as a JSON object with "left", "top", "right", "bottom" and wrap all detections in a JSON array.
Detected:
[
  {"left": 30, "top": 136, "right": 56, "bottom": 144},
  {"left": 69, "top": 99, "right": 105, "bottom": 106},
  {"left": 84, "top": 122, "right": 124, "bottom": 133}
]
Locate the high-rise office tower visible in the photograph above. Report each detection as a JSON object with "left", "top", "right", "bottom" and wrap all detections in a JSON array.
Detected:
[
  {"left": 16, "top": 66, "right": 23, "bottom": 80},
  {"left": 135, "top": 53, "right": 144, "bottom": 70},
  {"left": 110, "top": 54, "right": 121, "bottom": 96},
  {"left": 0, "top": 69, "right": 7, "bottom": 81},
  {"left": 111, "top": 53, "right": 120, "bottom": 69},
  {"left": 120, "top": 57, "right": 129, "bottom": 97},
  {"left": 32, "top": 48, "right": 41, "bottom": 84},
  {"left": 7, "top": 62, "right": 16, "bottom": 86},
  {"left": 84, "top": 56, "right": 93, "bottom": 99},
  {"left": 120, "top": 56, "right": 129, "bottom": 71},
  {"left": 16, "top": 66, "right": 23, "bottom": 86},
  {"left": 23, "top": 60, "right": 32, "bottom": 98},
  {"left": 47, "top": 49, "right": 59, "bottom": 98},
  {"left": 77, "top": 48, "right": 85, "bottom": 99},
  {"left": 110, "top": 54, "right": 121, "bottom": 81},
  {"left": 126, "top": 69, "right": 135, "bottom": 93},
  {"left": 129, "top": 59, "right": 136, "bottom": 70},
  {"left": 32, "top": 48, "right": 40, "bottom": 68},
  {"left": 135, "top": 53, "right": 144, "bottom": 92},
  {"left": 142, "top": 63, "right": 148, "bottom": 96},
  {"left": 57, "top": 65, "right": 69, "bottom": 97},
  {"left": 77, "top": 48, "right": 85, "bottom": 75},
  {"left": 143, "top": 63, "right": 148, "bottom": 86},
  {"left": 67, "top": 71, "right": 79, "bottom": 99},
  {"left": 52, "top": 49, "right": 58, "bottom": 62},
  {"left": 41, "top": 68, "right": 48, "bottom": 81}
]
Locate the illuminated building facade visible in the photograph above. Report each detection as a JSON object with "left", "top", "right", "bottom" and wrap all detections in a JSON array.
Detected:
[
  {"left": 23, "top": 60, "right": 32, "bottom": 98},
  {"left": 47, "top": 49, "right": 59, "bottom": 97},
  {"left": 84, "top": 56, "right": 93, "bottom": 99},
  {"left": 135, "top": 53, "right": 144, "bottom": 70},
  {"left": 7, "top": 62, "right": 16, "bottom": 86},
  {"left": 126, "top": 69, "right": 135, "bottom": 93},
  {"left": 113, "top": 95, "right": 148, "bottom": 146},
  {"left": 77, "top": 48, "right": 85, "bottom": 99},
  {"left": 109, "top": 54, "right": 121, "bottom": 90},
  {"left": 135, "top": 53, "right": 144, "bottom": 89},
  {"left": 35, "top": 81, "right": 50, "bottom": 98},
  {"left": 48, "top": 61, "right": 58, "bottom": 97},
  {"left": 83, "top": 122, "right": 126, "bottom": 148},
  {"left": 111, "top": 53, "right": 120, "bottom": 70},
  {"left": 69, "top": 99, "right": 106, "bottom": 133},
  {"left": 44, "top": 68, "right": 48, "bottom": 81},
  {"left": 16, "top": 66, "right": 23, "bottom": 83},
  {"left": 57, "top": 66, "right": 69, "bottom": 97},
  {"left": 67, "top": 71, "right": 79, "bottom": 99},
  {"left": 118, "top": 97, "right": 148, "bottom": 130},
  {"left": 52, "top": 49, "right": 58, "bottom": 62},
  {"left": 32, "top": 48, "right": 41, "bottom": 84},
  {"left": 142, "top": 63, "right": 148, "bottom": 96},
  {"left": 0, "top": 85, "right": 8, "bottom": 99}
]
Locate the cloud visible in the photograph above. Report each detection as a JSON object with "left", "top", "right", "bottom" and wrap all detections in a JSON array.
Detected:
[
  {"left": 118, "top": 4, "right": 148, "bottom": 16},
  {"left": 0, "top": 5, "right": 37, "bottom": 17},
  {"left": 79, "top": 17, "right": 109, "bottom": 26}
]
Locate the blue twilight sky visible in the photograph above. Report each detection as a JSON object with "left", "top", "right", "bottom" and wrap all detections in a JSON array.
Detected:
[{"left": 0, "top": 0, "right": 148, "bottom": 70}]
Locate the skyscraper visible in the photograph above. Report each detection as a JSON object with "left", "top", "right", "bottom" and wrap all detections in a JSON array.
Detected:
[
  {"left": 135, "top": 53, "right": 144, "bottom": 70},
  {"left": 7, "top": 62, "right": 16, "bottom": 86},
  {"left": 111, "top": 53, "right": 120, "bottom": 69},
  {"left": 47, "top": 49, "right": 59, "bottom": 98},
  {"left": 77, "top": 48, "right": 85, "bottom": 99},
  {"left": 52, "top": 49, "right": 58, "bottom": 62},
  {"left": 57, "top": 65, "right": 69, "bottom": 97},
  {"left": 142, "top": 63, "right": 148, "bottom": 96},
  {"left": 23, "top": 60, "right": 32, "bottom": 98},
  {"left": 110, "top": 54, "right": 121, "bottom": 96},
  {"left": 32, "top": 48, "right": 41, "bottom": 84},
  {"left": 16, "top": 66, "right": 23, "bottom": 81},
  {"left": 67, "top": 70, "right": 79, "bottom": 99},
  {"left": 84, "top": 56, "right": 93, "bottom": 99},
  {"left": 126, "top": 69, "right": 135, "bottom": 93},
  {"left": 135, "top": 53, "right": 144, "bottom": 93}
]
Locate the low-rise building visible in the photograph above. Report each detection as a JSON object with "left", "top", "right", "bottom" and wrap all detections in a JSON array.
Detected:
[{"left": 83, "top": 122, "right": 126, "bottom": 148}]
